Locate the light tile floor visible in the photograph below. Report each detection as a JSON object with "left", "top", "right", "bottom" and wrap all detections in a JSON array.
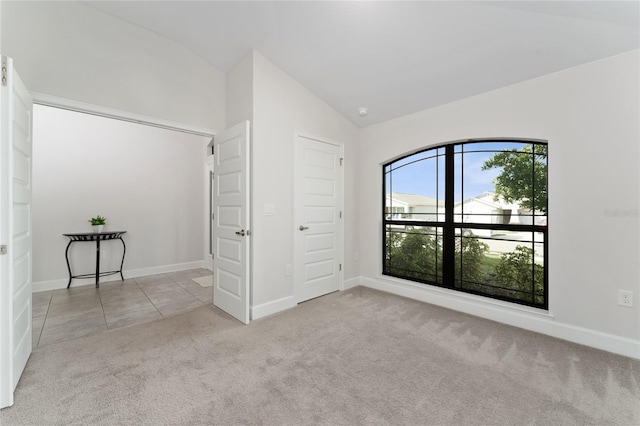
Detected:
[{"left": 32, "top": 268, "right": 213, "bottom": 349}]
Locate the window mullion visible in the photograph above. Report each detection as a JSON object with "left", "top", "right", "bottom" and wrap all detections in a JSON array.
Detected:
[{"left": 443, "top": 144, "right": 455, "bottom": 287}]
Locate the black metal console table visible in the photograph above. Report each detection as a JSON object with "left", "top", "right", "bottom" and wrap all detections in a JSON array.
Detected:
[{"left": 63, "top": 231, "right": 127, "bottom": 288}]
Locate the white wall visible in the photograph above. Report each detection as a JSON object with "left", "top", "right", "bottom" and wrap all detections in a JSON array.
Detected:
[
  {"left": 358, "top": 50, "right": 640, "bottom": 358},
  {"left": 2, "top": 1, "right": 225, "bottom": 131},
  {"left": 0, "top": 1, "right": 3, "bottom": 52},
  {"left": 32, "top": 105, "right": 209, "bottom": 291},
  {"left": 249, "top": 51, "right": 360, "bottom": 317},
  {"left": 226, "top": 53, "right": 254, "bottom": 128}
]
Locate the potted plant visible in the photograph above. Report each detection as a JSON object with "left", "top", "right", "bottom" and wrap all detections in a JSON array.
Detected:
[{"left": 89, "top": 215, "right": 107, "bottom": 233}]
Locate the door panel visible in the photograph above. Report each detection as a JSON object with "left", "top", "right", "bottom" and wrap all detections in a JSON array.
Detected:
[
  {"left": 213, "top": 121, "right": 250, "bottom": 324},
  {"left": 295, "top": 136, "right": 343, "bottom": 303},
  {"left": 218, "top": 269, "right": 242, "bottom": 296},
  {"left": 11, "top": 65, "right": 33, "bottom": 392},
  {"left": 0, "top": 56, "right": 33, "bottom": 409}
]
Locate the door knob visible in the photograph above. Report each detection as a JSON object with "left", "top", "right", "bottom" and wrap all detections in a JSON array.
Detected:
[
  {"left": 299, "top": 225, "right": 309, "bottom": 231},
  {"left": 235, "top": 229, "right": 246, "bottom": 237}
]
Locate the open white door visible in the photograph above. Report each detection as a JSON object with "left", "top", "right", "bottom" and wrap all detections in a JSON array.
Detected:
[
  {"left": 0, "top": 57, "right": 33, "bottom": 409},
  {"left": 294, "top": 135, "right": 343, "bottom": 303},
  {"left": 212, "top": 121, "right": 250, "bottom": 324}
]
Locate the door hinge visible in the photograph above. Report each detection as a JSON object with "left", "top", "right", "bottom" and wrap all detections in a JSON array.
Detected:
[
  {"left": 339, "top": 211, "right": 342, "bottom": 218},
  {"left": 0, "top": 245, "right": 7, "bottom": 255},
  {"left": 340, "top": 158, "right": 343, "bottom": 166},
  {"left": 339, "top": 263, "right": 342, "bottom": 271},
  {"left": 1, "top": 60, "right": 7, "bottom": 87}
]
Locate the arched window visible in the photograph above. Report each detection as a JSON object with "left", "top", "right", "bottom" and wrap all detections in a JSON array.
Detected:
[{"left": 383, "top": 140, "right": 548, "bottom": 309}]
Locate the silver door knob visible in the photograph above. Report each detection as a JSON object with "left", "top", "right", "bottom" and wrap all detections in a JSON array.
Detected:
[
  {"left": 299, "top": 225, "right": 309, "bottom": 231},
  {"left": 235, "top": 229, "right": 246, "bottom": 237}
]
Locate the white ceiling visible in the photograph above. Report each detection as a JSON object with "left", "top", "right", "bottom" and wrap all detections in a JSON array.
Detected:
[{"left": 84, "top": 1, "right": 640, "bottom": 127}]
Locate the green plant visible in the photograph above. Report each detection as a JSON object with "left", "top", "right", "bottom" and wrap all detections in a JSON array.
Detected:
[
  {"left": 386, "top": 229, "right": 443, "bottom": 282},
  {"left": 494, "top": 245, "right": 544, "bottom": 303},
  {"left": 88, "top": 215, "right": 107, "bottom": 226},
  {"left": 455, "top": 236, "right": 489, "bottom": 284}
]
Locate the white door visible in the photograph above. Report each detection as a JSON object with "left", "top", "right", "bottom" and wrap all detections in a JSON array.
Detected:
[
  {"left": 0, "top": 57, "right": 33, "bottom": 409},
  {"left": 212, "top": 121, "right": 250, "bottom": 324},
  {"left": 294, "top": 135, "right": 343, "bottom": 303}
]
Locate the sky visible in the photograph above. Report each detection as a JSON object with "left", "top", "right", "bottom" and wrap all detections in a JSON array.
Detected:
[{"left": 385, "top": 141, "right": 532, "bottom": 203}]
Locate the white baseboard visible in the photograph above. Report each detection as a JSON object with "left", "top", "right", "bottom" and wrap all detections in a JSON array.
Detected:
[
  {"left": 123, "top": 261, "right": 205, "bottom": 279},
  {"left": 343, "top": 277, "right": 360, "bottom": 290},
  {"left": 359, "top": 275, "right": 640, "bottom": 360},
  {"left": 252, "top": 280, "right": 360, "bottom": 320},
  {"left": 251, "top": 295, "right": 297, "bottom": 320},
  {"left": 32, "top": 260, "right": 205, "bottom": 293}
]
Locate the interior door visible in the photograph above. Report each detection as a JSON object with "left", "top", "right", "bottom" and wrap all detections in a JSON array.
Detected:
[
  {"left": 294, "top": 135, "right": 343, "bottom": 303},
  {"left": 212, "top": 121, "right": 250, "bottom": 324},
  {"left": 0, "top": 56, "right": 33, "bottom": 409}
]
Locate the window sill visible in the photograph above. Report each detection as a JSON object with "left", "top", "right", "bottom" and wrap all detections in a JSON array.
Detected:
[{"left": 376, "top": 273, "right": 555, "bottom": 319}]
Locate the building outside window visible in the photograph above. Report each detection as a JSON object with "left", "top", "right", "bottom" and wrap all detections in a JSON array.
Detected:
[{"left": 383, "top": 140, "right": 548, "bottom": 309}]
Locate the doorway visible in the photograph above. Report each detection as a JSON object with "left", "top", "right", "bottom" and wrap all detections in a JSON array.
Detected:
[
  {"left": 1, "top": 83, "right": 222, "bottom": 407},
  {"left": 31, "top": 105, "right": 212, "bottom": 291},
  {"left": 28, "top": 105, "right": 215, "bottom": 342}
]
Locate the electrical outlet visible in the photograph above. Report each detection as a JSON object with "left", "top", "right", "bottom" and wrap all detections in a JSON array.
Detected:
[{"left": 618, "top": 290, "right": 633, "bottom": 307}]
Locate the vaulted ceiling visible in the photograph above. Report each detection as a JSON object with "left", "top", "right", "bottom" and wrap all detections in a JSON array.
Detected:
[{"left": 84, "top": 1, "right": 640, "bottom": 127}]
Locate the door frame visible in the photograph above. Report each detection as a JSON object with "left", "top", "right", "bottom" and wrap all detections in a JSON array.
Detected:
[
  {"left": 293, "top": 133, "right": 345, "bottom": 303},
  {"left": 204, "top": 153, "right": 214, "bottom": 272}
]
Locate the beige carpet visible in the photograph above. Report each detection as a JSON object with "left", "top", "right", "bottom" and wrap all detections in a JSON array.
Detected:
[
  {"left": 192, "top": 275, "right": 212, "bottom": 288},
  {"left": 1, "top": 287, "right": 639, "bottom": 425}
]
